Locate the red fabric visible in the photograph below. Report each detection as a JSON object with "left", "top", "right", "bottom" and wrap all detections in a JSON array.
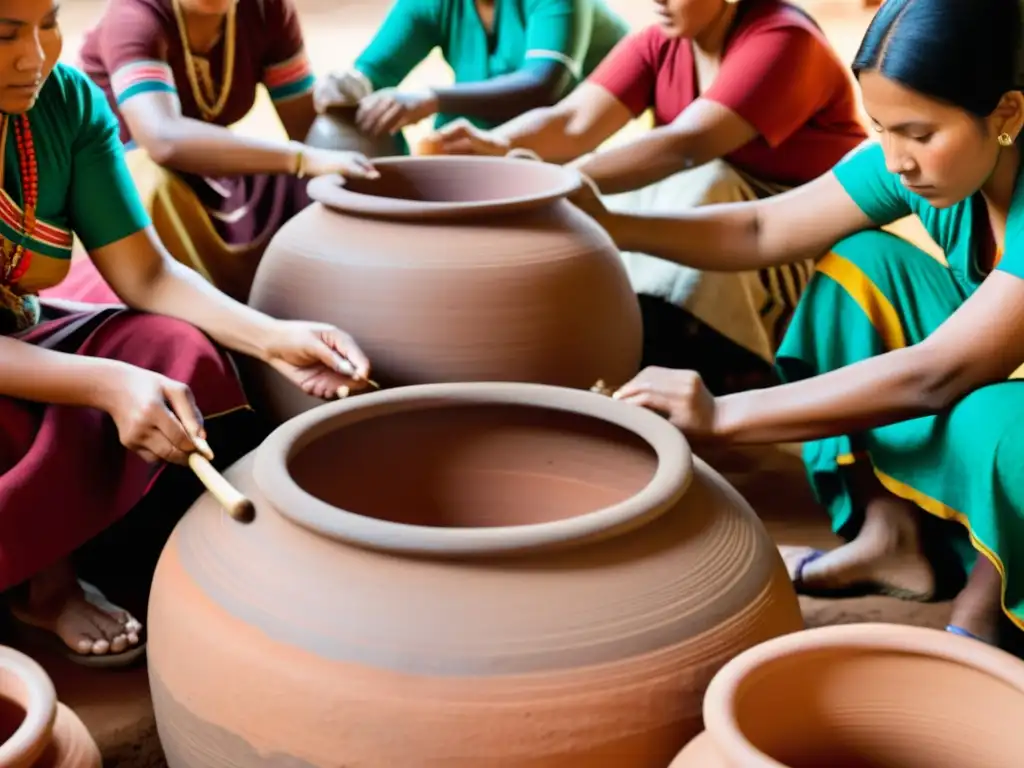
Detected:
[
  {"left": 77, "top": 0, "right": 307, "bottom": 144},
  {"left": 0, "top": 307, "right": 248, "bottom": 590},
  {"left": 588, "top": 0, "right": 866, "bottom": 185}
]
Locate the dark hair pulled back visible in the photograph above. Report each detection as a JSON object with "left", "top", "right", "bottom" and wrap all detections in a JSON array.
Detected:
[{"left": 852, "top": 0, "right": 1023, "bottom": 117}]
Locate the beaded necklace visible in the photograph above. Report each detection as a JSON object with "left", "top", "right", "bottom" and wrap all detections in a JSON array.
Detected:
[
  {"left": 0, "top": 113, "right": 39, "bottom": 285},
  {"left": 172, "top": 0, "right": 237, "bottom": 122}
]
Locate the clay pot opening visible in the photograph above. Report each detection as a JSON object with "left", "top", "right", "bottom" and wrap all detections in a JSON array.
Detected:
[
  {"left": 305, "top": 156, "right": 583, "bottom": 220},
  {"left": 0, "top": 648, "right": 58, "bottom": 767},
  {"left": 704, "top": 624, "right": 1024, "bottom": 768},
  {"left": 253, "top": 382, "right": 692, "bottom": 557},
  {"left": 0, "top": 693, "right": 26, "bottom": 745}
]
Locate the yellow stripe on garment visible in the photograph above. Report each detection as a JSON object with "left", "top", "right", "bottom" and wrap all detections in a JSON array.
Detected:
[
  {"left": 874, "top": 467, "right": 1024, "bottom": 633},
  {"left": 817, "top": 251, "right": 907, "bottom": 350}
]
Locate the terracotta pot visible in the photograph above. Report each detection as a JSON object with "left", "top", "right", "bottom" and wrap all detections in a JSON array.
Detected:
[
  {"left": 304, "top": 106, "right": 401, "bottom": 158},
  {"left": 147, "top": 382, "right": 802, "bottom": 767},
  {"left": 0, "top": 646, "right": 101, "bottom": 768},
  {"left": 247, "top": 156, "right": 642, "bottom": 423},
  {"left": 670, "top": 623, "right": 1024, "bottom": 767}
]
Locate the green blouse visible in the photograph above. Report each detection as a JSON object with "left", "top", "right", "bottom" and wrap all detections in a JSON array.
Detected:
[
  {"left": 0, "top": 62, "right": 149, "bottom": 333},
  {"left": 834, "top": 141, "right": 1024, "bottom": 292},
  {"left": 354, "top": 0, "right": 628, "bottom": 130}
]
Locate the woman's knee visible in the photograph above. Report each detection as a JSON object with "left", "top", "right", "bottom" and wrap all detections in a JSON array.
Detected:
[
  {"left": 952, "top": 383, "right": 1024, "bottom": 481},
  {"left": 821, "top": 229, "right": 931, "bottom": 287}
]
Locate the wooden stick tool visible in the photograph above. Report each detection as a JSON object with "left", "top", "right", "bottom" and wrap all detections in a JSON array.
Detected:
[
  {"left": 335, "top": 357, "right": 381, "bottom": 399},
  {"left": 187, "top": 436, "right": 255, "bottom": 523}
]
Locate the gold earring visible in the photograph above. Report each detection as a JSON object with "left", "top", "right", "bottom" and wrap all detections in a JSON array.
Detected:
[{"left": 998, "top": 132, "right": 1014, "bottom": 147}]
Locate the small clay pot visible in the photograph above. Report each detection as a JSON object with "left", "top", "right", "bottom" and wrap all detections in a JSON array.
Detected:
[
  {"left": 0, "top": 646, "right": 101, "bottom": 768},
  {"left": 304, "top": 106, "right": 401, "bottom": 158},
  {"left": 671, "top": 623, "right": 1024, "bottom": 767},
  {"left": 147, "top": 382, "right": 802, "bottom": 766},
  {"left": 248, "top": 156, "right": 643, "bottom": 422}
]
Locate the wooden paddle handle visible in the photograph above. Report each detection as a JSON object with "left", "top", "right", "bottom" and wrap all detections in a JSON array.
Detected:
[{"left": 187, "top": 453, "right": 255, "bottom": 523}]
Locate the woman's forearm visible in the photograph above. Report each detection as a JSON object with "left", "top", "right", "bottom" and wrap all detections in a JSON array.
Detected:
[
  {"left": 493, "top": 106, "right": 604, "bottom": 163},
  {"left": 712, "top": 345, "right": 950, "bottom": 444},
  {"left": 577, "top": 128, "right": 699, "bottom": 195},
  {"left": 432, "top": 65, "right": 569, "bottom": 124},
  {"left": 601, "top": 208, "right": 767, "bottom": 271},
  {"left": 144, "top": 117, "right": 301, "bottom": 177},
  {"left": 0, "top": 336, "right": 126, "bottom": 409},
  {"left": 116, "top": 250, "right": 278, "bottom": 361}
]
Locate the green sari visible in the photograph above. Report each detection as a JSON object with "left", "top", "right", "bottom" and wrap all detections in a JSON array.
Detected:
[{"left": 778, "top": 141, "right": 1024, "bottom": 632}]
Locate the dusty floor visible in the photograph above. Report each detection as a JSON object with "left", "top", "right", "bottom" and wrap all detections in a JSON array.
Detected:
[{"left": 28, "top": 1, "right": 951, "bottom": 765}]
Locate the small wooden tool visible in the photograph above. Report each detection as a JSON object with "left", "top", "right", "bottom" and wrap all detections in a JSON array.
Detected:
[
  {"left": 336, "top": 357, "right": 380, "bottom": 392},
  {"left": 187, "top": 436, "right": 255, "bottom": 523}
]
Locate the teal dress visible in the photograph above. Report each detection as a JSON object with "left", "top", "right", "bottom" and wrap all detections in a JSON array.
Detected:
[
  {"left": 777, "top": 141, "right": 1024, "bottom": 631},
  {"left": 354, "top": 0, "right": 628, "bottom": 137}
]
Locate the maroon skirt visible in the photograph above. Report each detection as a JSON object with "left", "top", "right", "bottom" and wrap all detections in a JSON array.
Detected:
[{"left": 0, "top": 304, "right": 250, "bottom": 591}]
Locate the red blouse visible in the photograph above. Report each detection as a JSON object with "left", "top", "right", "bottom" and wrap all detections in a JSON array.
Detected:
[{"left": 588, "top": 0, "right": 867, "bottom": 186}]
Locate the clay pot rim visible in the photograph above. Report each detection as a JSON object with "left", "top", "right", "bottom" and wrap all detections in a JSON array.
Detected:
[
  {"left": 702, "top": 622, "right": 1024, "bottom": 768},
  {"left": 252, "top": 381, "right": 693, "bottom": 558},
  {"left": 306, "top": 155, "right": 583, "bottom": 220},
  {"left": 0, "top": 646, "right": 58, "bottom": 767}
]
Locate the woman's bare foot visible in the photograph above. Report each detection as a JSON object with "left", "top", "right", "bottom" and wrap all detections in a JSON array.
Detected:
[
  {"left": 780, "top": 482, "right": 935, "bottom": 600},
  {"left": 947, "top": 556, "right": 1002, "bottom": 645},
  {"left": 10, "top": 559, "right": 142, "bottom": 657}
]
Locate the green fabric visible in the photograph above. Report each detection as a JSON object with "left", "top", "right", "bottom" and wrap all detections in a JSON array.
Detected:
[
  {"left": 16, "top": 64, "right": 149, "bottom": 252},
  {"left": 0, "top": 63, "right": 150, "bottom": 332},
  {"left": 832, "top": 141, "right": 1000, "bottom": 289},
  {"left": 776, "top": 228, "right": 1024, "bottom": 613},
  {"left": 354, "top": 0, "right": 628, "bottom": 136}
]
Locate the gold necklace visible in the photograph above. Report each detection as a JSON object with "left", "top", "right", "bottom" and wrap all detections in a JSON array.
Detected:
[{"left": 172, "top": 0, "right": 236, "bottom": 121}]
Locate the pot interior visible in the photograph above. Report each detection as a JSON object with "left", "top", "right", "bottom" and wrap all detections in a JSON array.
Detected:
[
  {"left": 340, "top": 157, "right": 573, "bottom": 204},
  {"left": 730, "top": 645, "right": 1024, "bottom": 767},
  {"left": 287, "top": 403, "right": 658, "bottom": 528},
  {"left": 0, "top": 687, "right": 26, "bottom": 747}
]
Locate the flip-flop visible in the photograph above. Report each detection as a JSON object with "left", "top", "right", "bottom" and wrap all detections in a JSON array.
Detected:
[
  {"left": 791, "top": 549, "right": 869, "bottom": 598},
  {"left": 791, "top": 548, "right": 934, "bottom": 601},
  {"left": 945, "top": 624, "right": 997, "bottom": 646},
  {"left": 9, "top": 581, "right": 146, "bottom": 669}
]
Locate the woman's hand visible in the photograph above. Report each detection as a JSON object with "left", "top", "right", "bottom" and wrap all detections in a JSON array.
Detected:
[
  {"left": 356, "top": 88, "right": 439, "bottom": 137},
  {"left": 97, "top": 364, "right": 208, "bottom": 465},
  {"left": 300, "top": 147, "right": 380, "bottom": 180},
  {"left": 613, "top": 367, "right": 719, "bottom": 440},
  {"left": 262, "top": 320, "right": 374, "bottom": 400},
  {"left": 566, "top": 171, "right": 609, "bottom": 220},
  {"left": 313, "top": 70, "right": 373, "bottom": 114},
  {"left": 421, "top": 118, "right": 510, "bottom": 156}
]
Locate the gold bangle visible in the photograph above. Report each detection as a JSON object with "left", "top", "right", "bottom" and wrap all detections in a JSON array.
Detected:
[{"left": 292, "top": 143, "right": 306, "bottom": 179}]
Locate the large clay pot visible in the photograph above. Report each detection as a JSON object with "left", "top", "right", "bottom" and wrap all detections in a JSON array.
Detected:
[
  {"left": 0, "top": 646, "right": 101, "bottom": 768},
  {"left": 247, "top": 156, "right": 642, "bottom": 422},
  {"left": 304, "top": 105, "right": 401, "bottom": 157},
  {"left": 147, "top": 382, "right": 802, "bottom": 767},
  {"left": 670, "top": 623, "right": 1024, "bottom": 767}
]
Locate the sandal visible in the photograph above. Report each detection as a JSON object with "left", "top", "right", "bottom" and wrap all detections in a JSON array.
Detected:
[
  {"left": 9, "top": 581, "right": 146, "bottom": 669},
  {"left": 791, "top": 548, "right": 934, "bottom": 601}
]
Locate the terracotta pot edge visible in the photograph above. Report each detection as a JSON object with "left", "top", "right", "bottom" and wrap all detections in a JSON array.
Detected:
[
  {"left": 306, "top": 156, "right": 583, "bottom": 221},
  {"left": 701, "top": 622, "right": 1024, "bottom": 767},
  {"left": 0, "top": 646, "right": 58, "bottom": 768},
  {"left": 251, "top": 382, "right": 692, "bottom": 557}
]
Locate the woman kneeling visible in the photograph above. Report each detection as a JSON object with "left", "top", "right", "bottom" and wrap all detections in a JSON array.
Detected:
[
  {"left": 572, "top": 0, "right": 1024, "bottom": 648},
  {"left": 0, "top": 1, "right": 374, "bottom": 667}
]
